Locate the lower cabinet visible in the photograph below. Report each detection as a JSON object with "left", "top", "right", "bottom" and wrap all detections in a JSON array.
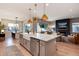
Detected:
[
  {"left": 24, "top": 39, "right": 30, "bottom": 51},
  {"left": 20, "top": 38, "right": 24, "bottom": 45},
  {"left": 40, "top": 40, "right": 56, "bottom": 56},
  {"left": 30, "top": 37, "right": 56, "bottom": 56},
  {"left": 45, "top": 39, "right": 56, "bottom": 56},
  {"left": 20, "top": 34, "right": 57, "bottom": 56},
  {"left": 20, "top": 34, "right": 30, "bottom": 52},
  {"left": 40, "top": 41, "right": 46, "bottom": 56},
  {"left": 30, "top": 37, "right": 40, "bottom": 56},
  {"left": 23, "top": 39, "right": 27, "bottom": 48},
  {"left": 19, "top": 34, "right": 24, "bottom": 45}
]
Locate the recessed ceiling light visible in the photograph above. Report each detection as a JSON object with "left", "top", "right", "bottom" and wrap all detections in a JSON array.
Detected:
[
  {"left": 69, "top": 9, "right": 72, "bottom": 12},
  {"left": 45, "top": 3, "right": 49, "bottom": 6}
]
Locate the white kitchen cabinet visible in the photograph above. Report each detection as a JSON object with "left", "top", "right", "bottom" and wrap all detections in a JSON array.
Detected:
[
  {"left": 30, "top": 33, "right": 60, "bottom": 56},
  {"left": 30, "top": 37, "right": 40, "bottom": 56},
  {"left": 40, "top": 41, "right": 46, "bottom": 56},
  {"left": 40, "top": 39, "right": 56, "bottom": 56},
  {"left": 19, "top": 34, "right": 24, "bottom": 45},
  {"left": 45, "top": 39, "right": 56, "bottom": 56},
  {"left": 20, "top": 33, "right": 61, "bottom": 56},
  {"left": 19, "top": 34, "right": 30, "bottom": 52},
  {"left": 24, "top": 39, "right": 30, "bottom": 51},
  {"left": 30, "top": 37, "right": 57, "bottom": 56}
]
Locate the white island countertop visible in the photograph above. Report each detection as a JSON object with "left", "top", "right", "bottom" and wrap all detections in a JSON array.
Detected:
[
  {"left": 30, "top": 33, "right": 61, "bottom": 42},
  {"left": 20, "top": 32, "right": 34, "bottom": 40},
  {"left": 20, "top": 32, "right": 61, "bottom": 42}
]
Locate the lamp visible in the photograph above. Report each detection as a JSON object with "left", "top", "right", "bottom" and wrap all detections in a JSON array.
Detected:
[
  {"left": 1, "top": 29, "right": 4, "bottom": 33},
  {"left": 15, "top": 17, "right": 18, "bottom": 23},
  {"left": 15, "top": 17, "right": 19, "bottom": 33},
  {"left": 27, "top": 8, "right": 33, "bottom": 23},
  {"left": 42, "top": 3, "right": 48, "bottom": 21}
]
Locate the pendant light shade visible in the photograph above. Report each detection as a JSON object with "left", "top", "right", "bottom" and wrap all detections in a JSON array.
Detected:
[
  {"left": 42, "top": 3, "right": 48, "bottom": 21},
  {"left": 15, "top": 17, "right": 18, "bottom": 24},
  {"left": 33, "top": 16, "right": 38, "bottom": 23},
  {"left": 28, "top": 18, "right": 32, "bottom": 23},
  {"left": 33, "top": 4, "right": 38, "bottom": 23},
  {"left": 27, "top": 8, "right": 33, "bottom": 23},
  {"left": 42, "top": 14, "right": 48, "bottom": 21}
]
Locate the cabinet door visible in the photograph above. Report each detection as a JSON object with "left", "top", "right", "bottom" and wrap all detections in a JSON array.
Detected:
[
  {"left": 26, "top": 40, "right": 30, "bottom": 51},
  {"left": 19, "top": 34, "right": 23, "bottom": 38},
  {"left": 30, "top": 38, "right": 40, "bottom": 56},
  {"left": 19, "top": 34, "right": 23, "bottom": 44},
  {"left": 40, "top": 41, "right": 46, "bottom": 56},
  {"left": 20, "top": 38, "right": 24, "bottom": 45},
  {"left": 46, "top": 39, "right": 56, "bottom": 56},
  {"left": 23, "top": 39, "right": 30, "bottom": 51},
  {"left": 23, "top": 39, "right": 27, "bottom": 47}
]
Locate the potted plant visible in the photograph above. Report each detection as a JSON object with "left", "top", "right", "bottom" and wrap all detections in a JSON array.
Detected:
[{"left": 0, "top": 22, "right": 5, "bottom": 33}]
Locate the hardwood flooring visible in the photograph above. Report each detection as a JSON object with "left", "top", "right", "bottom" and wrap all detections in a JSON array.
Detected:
[
  {"left": 56, "top": 42, "right": 79, "bottom": 56},
  {"left": 0, "top": 32, "right": 31, "bottom": 56},
  {"left": 0, "top": 31, "right": 79, "bottom": 56}
]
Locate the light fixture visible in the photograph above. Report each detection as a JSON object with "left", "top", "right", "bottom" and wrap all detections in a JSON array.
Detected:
[
  {"left": 46, "top": 3, "right": 49, "bottom": 6},
  {"left": 15, "top": 17, "right": 19, "bottom": 33},
  {"left": 15, "top": 17, "right": 18, "bottom": 24},
  {"left": 69, "top": 9, "right": 72, "bottom": 12},
  {"left": 27, "top": 8, "right": 33, "bottom": 23},
  {"left": 42, "top": 3, "right": 48, "bottom": 21},
  {"left": 1, "top": 29, "right": 4, "bottom": 33},
  {"left": 28, "top": 18, "right": 32, "bottom": 23},
  {"left": 33, "top": 3, "right": 38, "bottom": 23},
  {"left": 42, "top": 14, "right": 48, "bottom": 21}
]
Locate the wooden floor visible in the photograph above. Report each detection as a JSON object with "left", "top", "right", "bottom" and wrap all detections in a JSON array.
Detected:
[
  {"left": 0, "top": 31, "right": 79, "bottom": 56},
  {"left": 56, "top": 42, "right": 79, "bottom": 56},
  {"left": 0, "top": 32, "right": 32, "bottom": 56}
]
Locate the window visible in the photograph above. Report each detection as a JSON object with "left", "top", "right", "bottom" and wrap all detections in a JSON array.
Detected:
[
  {"left": 24, "top": 24, "right": 32, "bottom": 33},
  {"left": 8, "top": 23, "right": 19, "bottom": 33},
  {"left": 72, "top": 23, "right": 79, "bottom": 32}
]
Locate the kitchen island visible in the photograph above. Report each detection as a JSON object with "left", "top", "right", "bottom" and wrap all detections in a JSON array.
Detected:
[
  {"left": 19, "top": 33, "right": 34, "bottom": 53},
  {"left": 19, "top": 33, "right": 61, "bottom": 56}
]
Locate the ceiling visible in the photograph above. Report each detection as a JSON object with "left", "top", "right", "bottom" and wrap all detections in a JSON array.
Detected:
[{"left": 0, "top": 3, "right": 79, "bottom": 21}]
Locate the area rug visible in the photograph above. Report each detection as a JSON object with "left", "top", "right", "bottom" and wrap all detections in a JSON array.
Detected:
[{"left": 4, "top": 45, "right": 23, "bottom": 56}]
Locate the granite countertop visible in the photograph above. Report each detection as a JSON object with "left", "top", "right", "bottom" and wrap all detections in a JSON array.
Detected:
[
  {"left": 20, "top": 32, "right": 34, "bottom": 40},
  {"left": 20, "top": 32, "right": 61, "bottom": 42},
  {"left": 31, "top": 33, "right": 61, "bottom": 42}
]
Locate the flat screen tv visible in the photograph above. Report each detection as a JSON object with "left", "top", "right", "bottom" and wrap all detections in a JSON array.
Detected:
[{"left": 58, "top": 22, "right": 67, "bottom": 29}]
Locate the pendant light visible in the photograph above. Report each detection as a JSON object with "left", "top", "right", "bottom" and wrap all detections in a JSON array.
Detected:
[
  {"left": 15, "top": 17, "right": 18, "bottom": 24},
  {"left": 27, "top": 8, "right": 32, "bottom": 23},
  {"left": 33, "top": 3, "right": 38, "bottom": 23},
  {"left": 15, "top": 17, "right": 18, "bottom": 33},
  {"left": 42, "top": 3, "right": 48, "bottom": 21}
]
